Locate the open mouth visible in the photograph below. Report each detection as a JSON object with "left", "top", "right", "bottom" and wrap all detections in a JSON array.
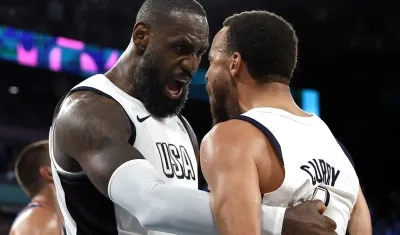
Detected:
[{"left": 165, "top": 78, "right": 190, "bottom": 99}]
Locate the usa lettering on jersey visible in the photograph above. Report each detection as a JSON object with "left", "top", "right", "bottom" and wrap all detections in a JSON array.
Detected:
[{"left": 156, "top": 142, "right": 196, "bottom": 180}]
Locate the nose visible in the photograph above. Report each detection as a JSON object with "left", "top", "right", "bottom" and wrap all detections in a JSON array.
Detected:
[
  {"left": 181, "top": 54, "right": 201, "bottom": 76},
  {"left": 205, "top": 68, "right": 210, "bottom": 82}
]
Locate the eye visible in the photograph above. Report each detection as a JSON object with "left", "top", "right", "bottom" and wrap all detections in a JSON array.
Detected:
[
  {"left": 174, "top": 45, "right": 190, "bottom": 54},
  {"left": 175, "top": 45, "right": 183, "bottom": 52}
]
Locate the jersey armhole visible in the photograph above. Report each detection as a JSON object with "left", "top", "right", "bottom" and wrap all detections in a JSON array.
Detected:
[
  {"left": 336, "top": 139, "right": 355, "bottom": 168},
  {"left": 177, "top": 115, "right": 207, "bottom": 191},
  {"left": 233, "top": 115, "right": 284, "bottom": 166},
  {"left": 51, "top": 86, "right": 137, "bottom": 180},
  {"left": 233, "top": 115, "right": 285, "bottom": 200}
]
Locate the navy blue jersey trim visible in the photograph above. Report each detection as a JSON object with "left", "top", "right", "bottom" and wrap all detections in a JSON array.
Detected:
[
  {"left": 233, "top": 115, "right": 284, "bottom": 166},
  {"left": 336, "top": 140, "right": 355, "bottom": 168}
]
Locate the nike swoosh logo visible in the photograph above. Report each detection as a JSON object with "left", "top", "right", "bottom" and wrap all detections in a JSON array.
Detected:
[{"left": 137, "top": 115, "right": 151, "bottom": 122}]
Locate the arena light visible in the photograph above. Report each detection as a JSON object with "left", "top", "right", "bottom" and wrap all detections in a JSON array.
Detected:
[{"left": 0, "top": 25, "right": 320, "bottom": 116}]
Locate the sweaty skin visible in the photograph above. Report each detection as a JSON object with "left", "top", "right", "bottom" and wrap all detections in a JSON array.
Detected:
[
  {"left": 10, "top": 207, "right": 63, "bottom": 235},
  {"left": 347, "top": 190, "right": 372, "bottom": 235}
]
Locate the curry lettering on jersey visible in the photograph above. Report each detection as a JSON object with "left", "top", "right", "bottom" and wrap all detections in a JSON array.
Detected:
[
  {"left": 156, "top": 142, "right": 196, "bottom": 180},
  {"left": 300, "top": 158, "right": 341, "bottom": 207},
  {"left": 300, "top": 158, "right": 341, "bottom": 186}
]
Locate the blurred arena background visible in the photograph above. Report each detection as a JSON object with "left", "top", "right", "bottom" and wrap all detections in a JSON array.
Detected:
[{"left": 0, "top": 0, "right": 399, "bottom": 234}]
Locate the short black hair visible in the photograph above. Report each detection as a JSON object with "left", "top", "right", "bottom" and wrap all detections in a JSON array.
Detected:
[
  {"left": 223, "top": 11, "right": 298, "bottom": 84},
  {"left": 136, "top": 0, "right": 206, "bottom": 24},
  {"left": 14, "top": 140, "right": 50, "bottom": 198}
]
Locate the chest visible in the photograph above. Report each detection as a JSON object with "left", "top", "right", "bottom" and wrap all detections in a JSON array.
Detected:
[{"left": 132, "top": 116, "right": 199, "bottom": 189}]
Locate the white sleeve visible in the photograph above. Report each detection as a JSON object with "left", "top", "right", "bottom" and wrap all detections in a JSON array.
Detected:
[{"left": 108, "top": 159, "right": 286, "bottom": 235}]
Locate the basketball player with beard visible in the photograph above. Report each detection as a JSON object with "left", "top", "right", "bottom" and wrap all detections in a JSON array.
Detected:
[
  {"left": 49, "top": 1, "right": 339, "bottom": 234},
  {"left": 201, "top": 10, "right": 372, "bottom": 235}
]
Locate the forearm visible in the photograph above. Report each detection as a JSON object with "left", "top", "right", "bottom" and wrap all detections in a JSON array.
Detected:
[
  {"left": 108, "top": 159, "right": 286, "bottom": 235},
  {"left": 212, "top": 187, "right": 264, "bottom": 235},
  {"left": 348, "top": 189, "right": 372, "bottom": 235},
  {"left": 108, "top": 159, "right": 217, "bottom": 235},
  {"left": 348, "top": 216, "right": 372, "bottom": 235},
  {"left": 347, "top": 207, "right": 372, "bottom": 235}
]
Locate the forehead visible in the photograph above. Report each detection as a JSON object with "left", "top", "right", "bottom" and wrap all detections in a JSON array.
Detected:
[
  {"left": 209, "top": 27, "right": 228, "bottom": 57},
  {"left": 162, "top": 11, "right": 209, "bottom": 40}
]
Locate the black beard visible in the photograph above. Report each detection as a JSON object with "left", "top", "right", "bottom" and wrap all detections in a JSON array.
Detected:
[
  {"left": 131, "top": 51, "right": 189, "bottom": 118},
  {"left": 210, "top": 85, "right": 241, "bottom": 126},
  {"left": 210, "top": 97, "right": 230, "bottom": 126}
]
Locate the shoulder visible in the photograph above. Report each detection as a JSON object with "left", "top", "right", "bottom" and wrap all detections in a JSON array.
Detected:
[
  {"left": 57, "top": 91, "right": 127, "bottom": 122},
  {"left": 54, "top": 91, "right": 133, "bottom": 154},
  {"left": 11, "top": 208, "right": 61, "bottom": 235},
  {"left": 200, "top": 119, "right": 268, "bottom": 165},
  {"left": 201, "top": 119, "right": 267, "bottom": 153}
]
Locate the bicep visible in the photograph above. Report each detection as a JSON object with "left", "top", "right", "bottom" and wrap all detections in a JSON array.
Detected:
[
  {"left": 55, "top": 95, "right": 143, "bottom": 196},
  {"left": 200, "top": 122, "right": 263, "bottom": 234},
  {"left": 200, "top": 122, "right": 263, "bottom": 198},
  {"left": 348, "top": 188, "right": 372, "bottom": 234},
  {"left": 204, "top": 150, "right": 260, "bottom": 205}
]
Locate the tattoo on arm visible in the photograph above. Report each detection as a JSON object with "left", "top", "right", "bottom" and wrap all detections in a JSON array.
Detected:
[{"left": 54, "top": 92, "right": 143, "bottom": 196}]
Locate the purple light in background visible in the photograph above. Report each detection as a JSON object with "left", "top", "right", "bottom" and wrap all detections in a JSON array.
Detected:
[
  {"left": 105, "top": 50, "right": 119, "bottom": 70},
  {"left": 56, "top": 37, "right": 84, "bottom": 50},
  {"left": 9, "top": 25, "right": 123, "bottom": 75},
  {"left": 17, "top": 44, "right": 38, "bottom": 67},
  {"left": 49, "top": 47, "right": 62, "bottom": 72},
  {"left": 80, "top": 52, "right": 98, "bottom": 73}
]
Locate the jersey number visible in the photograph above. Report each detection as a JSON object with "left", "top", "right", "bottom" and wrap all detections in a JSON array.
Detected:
[{"left": 311, "top": 186, "right": 331, "bottom": 207}]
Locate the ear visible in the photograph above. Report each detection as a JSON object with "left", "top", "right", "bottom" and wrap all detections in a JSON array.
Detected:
[
  {"left": 39, "top": 166, "right": 53, "bottom": 182},
  {"left": 229, "top": 52, "right": 242, "bottom": 78},
  {"left": 132, "top": 22, "right": 151, "bottom": 54}
]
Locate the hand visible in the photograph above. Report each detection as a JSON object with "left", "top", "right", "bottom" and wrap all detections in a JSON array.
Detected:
[{"left": 282, "top": 200, "right": 337, "bottom": 235}]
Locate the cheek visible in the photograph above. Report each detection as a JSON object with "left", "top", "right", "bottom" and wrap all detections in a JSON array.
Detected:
[
  {"left": 210, "top": 79, "right": 231, "bottom": 103},
  {"left": 207, "top": 66, "right": 231, "bottom": 92}
]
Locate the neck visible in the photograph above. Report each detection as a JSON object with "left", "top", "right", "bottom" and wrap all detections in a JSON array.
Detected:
[
  {"left": 32, "top": 184, "right": 63, "bottom": 222},
  {"left": 237, "top": 82, "right": 305, "bottom": 115},
  {"left": 105, "top": 41, "right": 138, "bottom": 97}
]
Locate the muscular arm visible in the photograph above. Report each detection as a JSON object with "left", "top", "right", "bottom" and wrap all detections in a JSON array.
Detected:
[
  {"left": 201, "top": 120, "right": 268, "bottom": 235},
  {"left": 55, "top": 93, "right": 142, "bottom": 195},
  {"left": 347, "top": 188, "right": 372, "bottom": 235},
  {"left": 55, "top": 93, "right": 218, "bottom": 234},
  {"left": 9, "top": 208, "right": 62, "bottom": 235}
]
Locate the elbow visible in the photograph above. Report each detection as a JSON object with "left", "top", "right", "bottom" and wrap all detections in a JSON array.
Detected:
[{"left": 108, "top": 159, "right": 170, "bottom": 230}]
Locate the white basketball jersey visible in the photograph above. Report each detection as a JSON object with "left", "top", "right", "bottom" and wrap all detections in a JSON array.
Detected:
[
  {"left": 49, "top": 74, "right": 198, "bottom": 235},
  {"left": 238, "top": 107, "right": 359, "bottom": 235}
]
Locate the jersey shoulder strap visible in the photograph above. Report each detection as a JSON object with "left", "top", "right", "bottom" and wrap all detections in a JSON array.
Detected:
[{"left": 177, "top": 115, "right": 206, "bottom": 190}]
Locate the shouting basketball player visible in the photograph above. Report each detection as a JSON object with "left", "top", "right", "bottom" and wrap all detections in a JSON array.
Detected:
[
  {"left": 50, "top": 0, "right": 339, "bottom": 234},
  {"left": 201, "top": 10, "right": 372, "bottom": 235},
  {"left": 10, "top": 140, "right": 65, "bottom": 235}
]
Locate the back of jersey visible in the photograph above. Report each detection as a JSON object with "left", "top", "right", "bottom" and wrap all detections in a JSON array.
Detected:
[{"left": 238, "top": 107, "right": 359, "bottom": 235}]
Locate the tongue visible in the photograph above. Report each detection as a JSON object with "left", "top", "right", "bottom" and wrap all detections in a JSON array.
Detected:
[
  {"left": 165, "top": 80, "right": 182, "bottom": 99},
  {"left": 167, "top": 80, "right": 179, "bottom": 93}
]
